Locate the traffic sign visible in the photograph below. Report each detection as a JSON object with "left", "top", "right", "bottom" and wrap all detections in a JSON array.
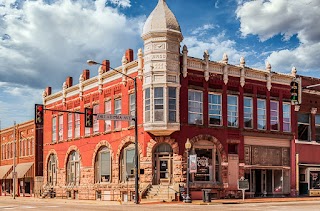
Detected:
[{"left": 97, "top": 114, "right": 133, "bottom": 121}]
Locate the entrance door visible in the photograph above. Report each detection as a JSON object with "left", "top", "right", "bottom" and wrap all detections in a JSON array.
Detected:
[{"left": 153, "top": 143, "right": 173, "bottom": 185}]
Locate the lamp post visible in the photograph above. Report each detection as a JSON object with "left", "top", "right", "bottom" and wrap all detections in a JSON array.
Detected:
[
  {"left": 87, "top": 60, "right": 139, "bottom": 204},
  {"left": 184, "top": 138, "right": 192, "bottom": 203}
]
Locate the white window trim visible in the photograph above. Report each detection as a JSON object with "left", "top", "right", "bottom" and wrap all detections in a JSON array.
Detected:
[
  {"left": 257, "top": 99, "right": 267, "bottom": 130},
  {"left": 244, "top": 97, "right": 253, "bottom": 129},
  {"left": 283, "top": 102, "right": 291, "bottom": 132},
  {"left": 227, "top": 95, "right": 239, "bottom": 127},
  {"left": 208, "top": 92, "right": 222, "bottom": 126},
  {"left": 270, "top": 100, "right": 279, "bottom": 131},
  {"left": 188, "top": 89, "right": 203, "bottom": 125}
]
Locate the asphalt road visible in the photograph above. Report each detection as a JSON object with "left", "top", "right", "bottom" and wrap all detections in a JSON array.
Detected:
[{"left": 1, "top": 199, "right": 320, "bottom": 211}]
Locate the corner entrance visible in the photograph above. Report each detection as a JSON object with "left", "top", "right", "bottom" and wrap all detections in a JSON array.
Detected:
[{"left": 153, "top": 143, "right": 173, "bottom": 185}]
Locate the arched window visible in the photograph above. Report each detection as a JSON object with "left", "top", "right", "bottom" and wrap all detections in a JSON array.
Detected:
[
  {"left": 120, "top": 144, "right": 135, "bottom": 182},
  {"left": 95, "top": 146, "right": 111, "bottom": 183},
  {"left": 66, "top": 151, "right": 80, "bottom": 185},
  {"left": 190, "top": 140, "right": 221, "bottom": 183},
  {"left": 47, "top": 154, "right": 57, "bottom": 186}
]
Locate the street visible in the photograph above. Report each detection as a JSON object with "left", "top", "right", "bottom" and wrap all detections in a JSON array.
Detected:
[{"left": 1, "top": 199, "right": 320, "bottom": 211}]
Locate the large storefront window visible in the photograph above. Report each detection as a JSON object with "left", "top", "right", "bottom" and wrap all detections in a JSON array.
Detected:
[
  {"left": 95, "top": 147, "right": 111, "bottom": 183},
  {"left": 120, "top": 144, "right": 135, "bottom": 182},
  {"left": 47, "top": 154, "right": 57, "bottom": 186},
  {"left": 66, "top": 151, "right": 80, "bottom": 185},
  {"left": 310, "top": 171, "right": 320, "bottom": 189},
  {"left": 190, "top": 140, "right": 220, "bottom": 183}
]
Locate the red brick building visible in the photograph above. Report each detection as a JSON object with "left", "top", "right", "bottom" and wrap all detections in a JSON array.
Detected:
[
  {"left": 0, "top": 120, "right": 43, "bottom": 197},
  {"left": 294, "top": 76, "right": 320, "bottom": 196},
  {"left": 42, "top": 0, "right": 296, "bottom": 201}
]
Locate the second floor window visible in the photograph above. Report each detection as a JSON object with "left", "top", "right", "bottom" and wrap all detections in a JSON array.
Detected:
[
  {"left": 105, "top": 101, "right": 111, "bottom": 132},
  {"left": 227, "top": 95, "right": 238, "bottom": 127},
  {"left": 68, "top": 113, "right": 72, "bottom": 139},
  {"left": 315, "top": 115, "right": 320, "bottom": 142},
  {"left": 244, "top": 97, "right": 253, "bottom": 128},
  {"left": 93, "top": 104, "right": 100, "bottom": 133},
  {"left": 52, "top": 117, "right": 56, "bottom": 143},
  {"left": 283, "top": 103, "right": 291, "bottom": 132},
  {"left": 114, "top": 98, "right": 122, "bottom": 129},
  {"left": 129, "top": 94, "right": 135, "bottom": 126},
  {"left": 298, "top": 113, "right": 310, "bottom": 141},
  {"left": 188, "top": 90, "right": 203, "bottom": 125},
  {"left": 58, "top": 115, "right": 63, "bottom": 140},
  {"left": 154, "top": 87, "right": 164, "bottom": 121},
  {"left": 257, "top": 99, "right": 266, "bottom": 130},
  {"left": 145, "top": 88, "right": 150, "bottom": 123},
  {"left": 270, "top": 101, "right": 279, "bottom": 131},
  {"left": 208, "top": 93, "right": 222, "bottom": 126},
  {"left": 74, "top": 113, "right": 80, "bottom": 138}
]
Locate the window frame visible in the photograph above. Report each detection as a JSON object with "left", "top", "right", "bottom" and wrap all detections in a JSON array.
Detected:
[
  {"left": 227, "top": 95, "right": 239, "bottom": 127},
  {"left": 104, "top": 100, "right": 111, "bottom": 132},
  {"left": 145, "top": 88, "right": 151, "bottom": 123},
  {"left": 257, "top": 99, "right": 267, "bottom": 130},
  {"left": 68, "top": 113, "right": 73, "bottom": 139},
  {"left": 52, "top": 116, "right": 57, "bottom": 143},
  {"left": 283, "top": 103, "right": 291, "bottom": 132},
  {"left": 244, "top": 97, "right": 253, "bottom": 128},
  {"left": 188, "top": 89, "right": 203, "bottom": 125},
  {"left": 168, "top": 87, "right": 177, "bottom": 123},
  {"left": 270, "top": 100, "right": 279, "bottom": 131},
  {"left": 114, "top": 98, "right": 122, "bottom": 129},
  {"left": 154, "top": 87, "right": 164, "bottom": 122},
  {"left": 208, "top": 92, "right": 222, "bottom": 126}
]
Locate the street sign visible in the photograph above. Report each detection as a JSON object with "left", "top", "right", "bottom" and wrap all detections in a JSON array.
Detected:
[{"left": 97, "top": 114, "right": 133, "bottom": 121}]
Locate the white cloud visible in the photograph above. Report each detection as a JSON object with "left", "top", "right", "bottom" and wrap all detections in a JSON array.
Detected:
[
  {"left": 191, "top": 24, "right": 216, "bottom": 36},
  {"left": 236, "top": 0, "right": 320, "bottom": 74},
  {"left": 0, "top": 0, "right": 143, "bottom": 128},
  {"left": 183, "top": 32, "right": 248, "bottom": 65},
  {"left": 108, "top": 0, "right": 131, "bottom": 8}
]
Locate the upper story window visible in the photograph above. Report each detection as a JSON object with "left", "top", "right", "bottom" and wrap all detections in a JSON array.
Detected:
[
  {"left": 315, "top": 115, "right": 320, "bottom": 142},
  {"left": 68, "top": 113, "right": 72, "bottom": 139},
  {"left": 105, "top": 101, "right": 111, "bottom": 132},
  {"left": 298, "top": 113, "right": 310, "bottom": 141},
  {"left": 52, "top": 117, "right": 56, "bottom": 143},
  {"left": 145, "top": 88, "right": 150, "bottom": 123},
  {"left": 257, "top": 99, "right": 266, "bottom": 130},
  {"left": 114, "top": 98, "right": 122, "bottom": 129},
  {"left": 208, "top": 93, "right": 222, "bottom": 126},
  {"left": 154, "top": 87, "right": 164, "bottom": 121},
  {"left": 93, "top": 104, "right": 99, "bottom": 134},
  {"left": 168, "top": 87, "right": 177, "bottom": 122},
  {"left": 270, "top": 101, "right": 279, "bottom": 131},
  {"left": 283, "top": 103, "right": 291, "bottom": 132},
  {"left": 74, "top": 113, "right": 80, "bottom": 138},
  {"left": 227, "top": 95, "right": 238, "bottom": 127},
  {"left": 188, "top": 90, "right": 203, "bottom": 125},
  {"left": 129, "top": 93, "right": 135, "bottom": 126},
  {"left": 244, "top": 97, "right": 253, "bottom": 128},
  {"left": 58, "top": 115, "right": 63, "bottom": 140}
]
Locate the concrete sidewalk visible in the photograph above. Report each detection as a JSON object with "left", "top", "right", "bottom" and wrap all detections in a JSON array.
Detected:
[{"left": 1, "top": 196, "right": 320, "bottom": 205}]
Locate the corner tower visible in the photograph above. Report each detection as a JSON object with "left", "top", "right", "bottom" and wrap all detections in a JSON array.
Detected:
[{"left": 142, "top": 0, "right": 183, "bottom": 136}]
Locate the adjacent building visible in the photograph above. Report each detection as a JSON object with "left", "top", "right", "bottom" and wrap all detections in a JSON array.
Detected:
[
  {"left": 0, "top": 120, "right": 43, "bottom": 197},
  {"left": 41, "top": 0, "right": 298, "bottom": 201}
]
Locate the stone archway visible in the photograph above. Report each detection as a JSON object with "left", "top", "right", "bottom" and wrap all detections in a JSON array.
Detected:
[
  {"left": 189, "top": 134, "right": 228, "bottom": 185},
  {"left": 44, "top": 149, "right": 59, "bottom": 186},
  {"left": 91, "top": 140, "right": 114, "bottom": 183},
  {"left": 144, "top": 137, "right": 182, "bottom": 184}
]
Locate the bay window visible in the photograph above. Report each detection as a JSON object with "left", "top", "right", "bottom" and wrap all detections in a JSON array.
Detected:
[
  {"left": 154, "top": 87, "right": 164, "bottom": 121},
  {"left": 168, "top": 87, "right": 177, "bottom": 122}
]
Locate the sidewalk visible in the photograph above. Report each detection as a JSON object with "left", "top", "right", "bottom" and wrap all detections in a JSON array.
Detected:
[{"left": 1, "top": 196, "right": 320, "bottom": 205}]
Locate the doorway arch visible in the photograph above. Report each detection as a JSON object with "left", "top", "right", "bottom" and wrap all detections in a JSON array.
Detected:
[{"left": 153, "top": 143, "right": 173, "bottom": 185}]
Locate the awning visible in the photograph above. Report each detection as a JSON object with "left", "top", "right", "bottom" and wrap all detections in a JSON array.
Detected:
[
  {"left": 0, "top": 165, "right": 13, "bottom": 179},
  {"left": 7, "top": 162, "right": 34, "bottom": 179}
]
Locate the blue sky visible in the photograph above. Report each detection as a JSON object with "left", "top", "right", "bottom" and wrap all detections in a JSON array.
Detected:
[{"left": 0, "top": 0, "right": 319, "bottom": 129}]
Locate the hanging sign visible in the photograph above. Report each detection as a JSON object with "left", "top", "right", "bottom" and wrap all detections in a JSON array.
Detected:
[{"left": 189, "top": 154, "right": 197, "bottom": 173}]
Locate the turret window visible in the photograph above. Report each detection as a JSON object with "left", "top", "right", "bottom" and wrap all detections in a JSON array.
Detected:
[
  {"left": 168, "top": 87, "right": 176, "bottom": 122},
  {"left": 145, "top": 88, "right": 150, "bottom": 122},
  {"left": 154, "top": 87, "right": 164, "bottom": 121}
]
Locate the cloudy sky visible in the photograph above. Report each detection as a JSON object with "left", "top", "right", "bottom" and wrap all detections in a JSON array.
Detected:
[{"left": 0, "top": 0, "right": 319, "bottom": 128}]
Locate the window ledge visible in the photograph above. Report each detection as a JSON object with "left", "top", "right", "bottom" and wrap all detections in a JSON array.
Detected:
[{"left": 296, "top": 140, "right": 320, "bottom": 145}]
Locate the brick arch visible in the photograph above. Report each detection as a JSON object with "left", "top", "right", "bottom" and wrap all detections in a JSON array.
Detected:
[
  {"left": 63, "top": 145, "right": 82, "bottom": 170},
  {"left": 116, "top": 136, "right": 142, "bottom": 161},
  {"left": 44, "top": 149, "right": 59, "bottom": 184},
  {"left": 190, "top": 134, "right": 227, "bottom": 163},
  {"left": 189, "top": 134, "right": 228, "bottom": 184},
  {"left": 146, "top": 136, "right": 179, "bottom": 158},
  {"left": 91, "top": 140, "right": 114, "bottom": 167}
]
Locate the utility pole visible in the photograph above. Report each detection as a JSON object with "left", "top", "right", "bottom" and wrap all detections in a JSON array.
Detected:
[{"left": 13, "top": 121, "right": 16, "bottom": 199}]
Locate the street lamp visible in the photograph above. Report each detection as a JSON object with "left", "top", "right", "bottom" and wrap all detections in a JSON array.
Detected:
[
  {"left": 87, "top": 60, "right": 139, "bottom": 204},
  {"left": 184, "top": 138, "right": 192, "bottom": 203}
]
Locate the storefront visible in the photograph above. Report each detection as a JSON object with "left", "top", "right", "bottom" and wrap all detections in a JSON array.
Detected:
[{"left": 298, "top": 166, "right": 320, "bottom": 196}]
